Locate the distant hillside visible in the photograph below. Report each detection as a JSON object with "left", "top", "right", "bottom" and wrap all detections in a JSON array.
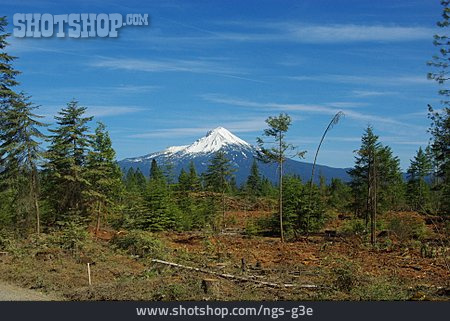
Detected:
[{"left": 118, "top": 127, "right": 351, "bottom": 185}]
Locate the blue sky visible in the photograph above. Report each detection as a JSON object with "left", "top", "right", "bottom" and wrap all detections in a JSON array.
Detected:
[{"left": 1, "top": 0, "right": 445, "bottom": 170}]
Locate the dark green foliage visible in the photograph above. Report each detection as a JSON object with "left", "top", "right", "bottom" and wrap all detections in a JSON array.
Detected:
[
  {"left": 427, "top": 1, "right": 450, "bottom": 215},
  {"left": 257, "top": 176, "right": 325, "bottom": 238},
  {"left": 285, "top": 176, "right": 325, "bottom": 235},
  {"left": 328, "top": 178, "right": 352, "bottom": 212},
  {"left": 0, "top": 17, "right": 44, "bottom": 234},
  {"left": 0, "top": 94, "right": 45, "bottom": 232},
  {"left": 204, "top": 151, "right": 235, "bottom": 193},
  {"left": 149, "top": 159, "right": 164, "bottom": 182},
  {"left": 246, "top": 159, "right": 262, "bottom": 196},
  {"left": 85, "top": 122, "right": 123, "bottom": 230},
  {"left": 406, "top": 147, "right": 433, "bottom": 212},
  {"left": 257, "top": 113, "right": 305, "bottom": 242},
  {"left": 112, "top": 230, "right": 166, "bottom": 259},
  {"left": 204, "top": 151, "right": 236, "bottom": 230},
  {"left": 124, "top": 167, "right": 146, "bottom": 194},
  {"left": 177, "top": 168, "right": 190, "bottom": 191},
  {"left": 126, "top": 160, "right": 178, "bottom": 231},
  {"left": 349, "top": 126, "right": 405, "bottom": 218},
  {"left": 260, "top": 177, "right": 277, "bottom": 197},
  {"left": 0, "top": 16, "right": 19, "bottom": 104},
  {"left": 54, "top": 220, "right": 88, "bottom": 253},
  {"left": 376, "top": 145, "right": 405, "bottom": 212},
  {"left": 43, "top": 100, "right": 93, "bottom": 222},
  {"left": 177, "top": 161, "right": 201, "bottom": 192},
  {"left": 187, "top": 161, "right": 201, "bottom": 191},
  {"left": 387, "top": 213, "right": 426, "bottom": 242}
]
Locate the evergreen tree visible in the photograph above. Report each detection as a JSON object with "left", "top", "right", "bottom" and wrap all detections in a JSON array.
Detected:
[
  {"left": 85, "top": 122, "right": 123, "bottom": 232},
  {"left": 0, "top": 16, "right": 19, "bottom": 107},
  {"left": 178, "top": 168, "right": 190, "bottom": 191},
  {"left": 246, "top": 159, "right": 262, "bottom": 196},
  {"left": 149, "top": 159, "right": 164, "bottom": 181},
  {"left": 134, "top": 159, "right": 178, "bottom": 231},
  {"left": 0, "top": 93, "right": 45, "bottom": 233},
  {"left": 348, "top": 126, "right": 380, "bottom": 224},
  {"left": 0, "top": 16, "right": 20, "bottom": 229},
  {"left": 349, "top": 126, "right": 404, "bottom": 243},
  {"left": 376, "top": 145, "right": 405, "bottom": 212},
  {"left": 0, "top": 19, "right": 45, "bottom": 233},
  {"left": 407, "top": 147, "right": 432, "bottom": 212},
  {"left": 204, "top": 150, "right": 235, "bottom": 230},
  {"left": 187, "top": 161, "right": 201, "bottom": 191},
  {"left": 261, "top": 177, "right": 276, "bottom": 198},
  {"left": 124, "top": 167, "right": 147, "bottom": 193},
  {"left": 282, "top": 176, "right": 325, "bottom": 236},
  {"left": 124, "top": 168, "right": 137, "bottom": 191},
  {"left": 427, "top": 0, "right": 450, "bottom": 214},
  {"left": 44, "top": 100, "right": 93, "bottom": 222},
  {"left": 134, "top": 168, "right": 147, "bottom": 192},
  {"left": 257, "top": 113, "right": 305, "bottom": 242},
  {"left": 121, "top": 168, "right": 147, "bottom": 228},
  {"left": 328, "top": 178, "right": 352, "bottom": 212},
  {"left": 161, "top": 159, "right": 176, "bottom": 186}
]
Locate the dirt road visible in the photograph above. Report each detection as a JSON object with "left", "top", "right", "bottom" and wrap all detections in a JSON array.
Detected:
[{"left": 0, "top": 281, "right": 58, "bottom": 301}]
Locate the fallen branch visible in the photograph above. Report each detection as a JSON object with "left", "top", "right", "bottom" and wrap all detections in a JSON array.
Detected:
[{"left": 151, "top": 259, "right": 318, "bottom": 289}]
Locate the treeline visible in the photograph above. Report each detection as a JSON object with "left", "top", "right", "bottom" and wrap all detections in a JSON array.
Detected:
[{"left": 0, "top": 13, "right": 449, "bottom": 242}]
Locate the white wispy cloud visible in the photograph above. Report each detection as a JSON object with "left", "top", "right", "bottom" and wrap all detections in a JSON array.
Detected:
[
  {"left": 325, "top": 102, "right": 368, "bottom": 108},
  {"left": 129, "top": 127, "right": 210, "bottom": 139},
  {"left": 129, "top": 117, "right": 268, "bottom": 139},
  {"left": 210, "top": 21, "right": 435, "bottom": 43},
  {"left": 88, "top": 57, "right": 268, "bottom": 82},
  {"left": 201, "top": 94, "right": 425, "bottom": 130},
  {"left": 90, "top": 57, "right": 244, "bottom": 75},
  {"left": 86, "top": 105, "right": 144, "bottom": 117},
  {"left": 288, "top": 74, "right": 430, "bottom": 86},
  {"left": 112, "top": 85, "right": 161, "bottom": 93},
  {"left": 351, "top": 90, "right": 399, "bottom": 98},
  {"left": 39, "top": 105, "right": 143, "bottom": 120},
  {"left": 285, "top": 24, "right": 433, "bottom": 43}
]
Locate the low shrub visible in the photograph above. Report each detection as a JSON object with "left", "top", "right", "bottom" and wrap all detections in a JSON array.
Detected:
[
  {"left": 341, "top": 218, "right": 366, "bottom": 235},
  {"left": 386, "top": 212, "right": 426, "bottom": 242},
  {"left": 112, "top": 230, "right": 166, "bottom": 259},
  {"left": 332, "top": 259, "right": 359, "bottom": 292},
  {"left": 352, "top": 276, "right": 409, "bottom": 300}
]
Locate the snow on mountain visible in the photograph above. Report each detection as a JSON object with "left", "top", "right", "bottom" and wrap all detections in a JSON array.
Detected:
[
  {"left": 124, "top": 127, "right": 254, "bottom": 163},
  {"left": 119, "top": 127, "right": 351, "bottom": 184},
  {"left": 183, "top": 127, "right": 251, "bottom": 155}
]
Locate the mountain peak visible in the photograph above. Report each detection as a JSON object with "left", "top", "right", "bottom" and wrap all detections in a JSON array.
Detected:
[
  {"left": 185, "top": 127, "right": 251, "bottom": 154},
  {"left": 126, "top": 127, "right": 253, "bottom": 162},
  {"left": 206, "top": 126, "right": 228, "bottom": 136}
]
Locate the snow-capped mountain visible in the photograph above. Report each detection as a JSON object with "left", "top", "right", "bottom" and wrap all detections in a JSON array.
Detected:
[
  {"left": 127, "top": 127, "right": 254, "bottom": 162},
  {"left": 119, "top": 127, "right": 351, "bottom": 184}
]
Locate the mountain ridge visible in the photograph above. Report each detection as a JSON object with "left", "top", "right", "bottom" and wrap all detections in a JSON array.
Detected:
[{"left": 119, "top": 127, "right": 351, "bottom": 184}]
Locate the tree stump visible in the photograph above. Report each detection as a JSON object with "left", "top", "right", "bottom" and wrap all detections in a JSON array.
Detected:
[
  {"left": 241, "top": 258, "right": 246, "bottom": 272},
  {"left": 201, "top": 278, "right": 219, "bottom": 295}
]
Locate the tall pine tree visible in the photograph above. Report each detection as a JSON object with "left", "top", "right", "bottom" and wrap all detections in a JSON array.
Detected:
[
  {"left": 85, "top": 122, "right": 123, "bottom": 232},
  {"left": 204, "top": 150, "right": 235, "bottom": 231},
  {"left": 0, "top": 18, "right": 45, "bottom": 233},
  {"left": 427, "top": 0, "right": 450, "bottom": 215},
  {"left": 349, "top": 126, "right": 404, "bottom": 244},
  {"left": 44, "top": 100, "right": 93, "bottom": 222},
  {"left": 407, "top": 147, "right": 432, "bottom": 212},
  {"left": 257, "top": 113, "right": 304, "bottom": 242},
  {"left": 246, "top": 159, "right": 262, "bottom": 197},
  {"left": 0, "top": 93, "right": 45, "bottom": 233}
]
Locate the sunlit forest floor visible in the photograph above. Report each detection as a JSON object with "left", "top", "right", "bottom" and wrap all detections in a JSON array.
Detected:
[{"left": 0, "top": 208, "right": 448, "bottom": 301}]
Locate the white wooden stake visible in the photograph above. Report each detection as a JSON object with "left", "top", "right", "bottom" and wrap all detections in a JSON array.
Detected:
[{"left": 87, "top": 263, "right": 92, "bottom": 286}]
